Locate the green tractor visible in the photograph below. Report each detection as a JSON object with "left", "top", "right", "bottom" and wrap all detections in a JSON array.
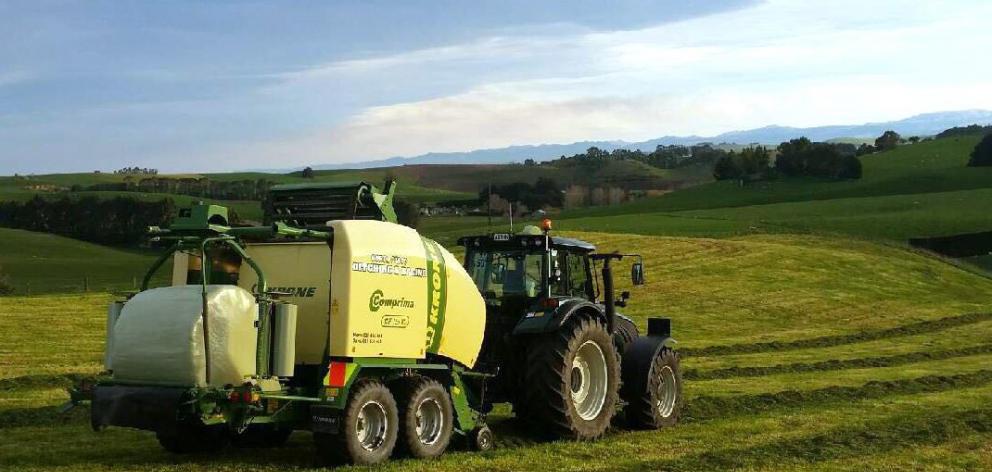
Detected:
[{"left": 457, "top": 223, "right": 683, "bottom": 438}]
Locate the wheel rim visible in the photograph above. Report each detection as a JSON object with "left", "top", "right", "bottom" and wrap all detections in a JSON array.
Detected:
[
  {"left": 356, "top": 400, "right": 388, "bottom": 451},
  {"left": 569, "top": 340, "right": 608, "bottom": 421},
  {"left": 655, "top": 365, "right": 678, "bottom": 418},
  {"left": 415, "top": 397, "right": 444, "bottom": 446}
]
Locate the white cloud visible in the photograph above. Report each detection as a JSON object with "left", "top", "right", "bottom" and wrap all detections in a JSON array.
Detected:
[{"left": 204, "top": 0, "right": 992, "bottom": 168}]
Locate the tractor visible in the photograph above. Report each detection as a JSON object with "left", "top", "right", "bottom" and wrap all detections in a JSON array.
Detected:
[{"left": 457, "top": 222, "right": 683, "bottom": 439}]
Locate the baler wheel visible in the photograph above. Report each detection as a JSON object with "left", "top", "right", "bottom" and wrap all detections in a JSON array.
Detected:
[
  {"left": 394, "top": 377, "right": 454, "bottom": 458},
  {"left": 521, "top": 315, "right": 620, "bottom": 440},
  {"left": 156, "top": 422, "right": 228, "bottom": 454},
  {"left": 314, "top": 379, "right": 398, "bottom": 465}
]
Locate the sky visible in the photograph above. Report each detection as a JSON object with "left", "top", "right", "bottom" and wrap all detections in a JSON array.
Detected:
[{"left": 2, "top": 0, "right": 991, "bottom": 174}]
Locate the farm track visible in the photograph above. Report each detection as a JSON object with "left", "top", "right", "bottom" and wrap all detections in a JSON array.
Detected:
[
  {"left": 684, "top": 343, "right": 992, "bottom": 380},
  {"left": 681, "top": 312, "right": 992, "bottom": 357}
]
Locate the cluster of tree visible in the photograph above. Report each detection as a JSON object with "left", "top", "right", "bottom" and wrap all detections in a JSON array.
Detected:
[
  {"left": 479, "top": 177, "right": 563, "bottom": 210},
  {"left": 856, "top": 131, "right": 928, "bottom": 156},
  {"left": 969, "top": 134, "right": 992, "bottom": 167},
  {"left": 393, "top": 200, "right": 420, "bottom": 228},
  {"left": 775, "top": 138, "right": 862, "bottom": 179},
  {"left": 113, "top": 167, "right": 159, "bottom": 175},
  {"left": 712, "top": 146, "right": 772, "bottom": 180},
  {"left": 85, "top": 177, "right": 274, "bottom": 201},
  {"left": 713, "top": 138, "right": 862, "bottom": 181},
  {"left": 548, "top": 144, "right": 730, "bottom": 172},
  {"left": 0, "top": 195, "right": 176, "bottom": 245},
  {"left": 937, "top": 124, "right": 992, "bottom": 139}
]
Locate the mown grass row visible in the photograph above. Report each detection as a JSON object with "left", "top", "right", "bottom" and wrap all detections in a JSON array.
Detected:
[
  {"left": 680, "top": 312, "right": 992, "bottom": 357},
  {"left": 684, "top": 343, "right": 992, "bottom": 380},
  {"left": 684, "top": 369, "right": 992, "bottom": 422},
  {"left": 624, "top": 405, "right": 992, "bottom": 471}
]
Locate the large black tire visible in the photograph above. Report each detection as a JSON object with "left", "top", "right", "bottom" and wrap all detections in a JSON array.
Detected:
[
  {"left": 156, "top": 422, "right": 229, "bottom": 454},
  {"left": 313, "top": 380, "right": 399, "bottom": 465},
  {"left": 625, "top": 348, "right": 683, "bottom": 429},
  {"left": 613, "top": 315, "right": 639, "bottom": 356},
  {"left": 395, "top": 377, "right": 454, "bottom": 459},
  {"left": 230, "top": 424, "right": 293, "bottom": 448},
  {"left": 521, "top": 315, "right": 620, "bottom": 440}
]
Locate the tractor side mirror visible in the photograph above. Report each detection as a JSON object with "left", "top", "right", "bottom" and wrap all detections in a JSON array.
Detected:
[{"left": 631, "top": 262, "right": 645, "bottom": 285}]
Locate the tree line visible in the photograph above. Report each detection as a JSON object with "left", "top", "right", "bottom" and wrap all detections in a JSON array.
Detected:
[
  {"left": 713, "top": 138, "right": 862, "bottom": 181},
  {"left": 479, "top": 177, "right": 564, "bottom": 211},
  {"left": 0, "top": 195, "right": 177, "bottom": 245},
  {"left": 547, "top": 144, "right": 730, "bottom": 172},
  {"left": 85, "top": 177, "right": 274, "bottom": 201}
]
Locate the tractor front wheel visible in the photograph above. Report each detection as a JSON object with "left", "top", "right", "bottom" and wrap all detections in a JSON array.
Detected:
[
  {"left": 522, "top": 315, "right": 620, "bottom": 439},
  {"left": 625, "top": 347, "right": 683, "bottom": 429}
]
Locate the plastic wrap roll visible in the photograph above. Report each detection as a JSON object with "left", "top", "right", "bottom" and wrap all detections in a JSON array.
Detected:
[{"left": 110, "top": 285, "right": 258, "bottom": 387}]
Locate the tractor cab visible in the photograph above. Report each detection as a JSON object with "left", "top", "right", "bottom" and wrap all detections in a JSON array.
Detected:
[
  {"left": 459, "top": 228, "right": 596, "bottom": 304},
  {"left": 458, "top": 224, "right": 644, "bottom": 320}
]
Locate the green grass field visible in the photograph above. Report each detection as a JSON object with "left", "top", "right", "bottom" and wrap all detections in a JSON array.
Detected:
[{"left": 2, "top": 231, "right": 991, "bottom": 471}]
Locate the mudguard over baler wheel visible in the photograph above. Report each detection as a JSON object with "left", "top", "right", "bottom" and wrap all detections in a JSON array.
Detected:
[
  {"left": 521, "top": 315, "right": 620, "bottom": 440},
  {"left": 624, "top": 347, "right": 683, "bottom": 429}
]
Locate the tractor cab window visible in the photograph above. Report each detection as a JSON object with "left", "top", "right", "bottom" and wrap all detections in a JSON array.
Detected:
[
  {"left": 564, "top": 252, "right": 591, "bottom": 298},
  {"left": 467, "top": 250, "right": 544, "bottom": 299}
]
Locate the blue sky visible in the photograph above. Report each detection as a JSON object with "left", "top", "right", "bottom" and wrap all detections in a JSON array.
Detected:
[{"left": 2, "top": 0, "right": 990, "bottom": 174}]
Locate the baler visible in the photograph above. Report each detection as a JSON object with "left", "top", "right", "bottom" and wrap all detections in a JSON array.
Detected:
[{"left": 77, "top": 202, "right": 491, "bottom": 465}]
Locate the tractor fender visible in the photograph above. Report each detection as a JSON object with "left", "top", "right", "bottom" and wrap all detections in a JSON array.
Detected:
[
  {"left": 511, "top": 298, "right": 605, "bottom": 335},
  {"left": 620, "top": 318, "right": 677, "bottom": 399}
]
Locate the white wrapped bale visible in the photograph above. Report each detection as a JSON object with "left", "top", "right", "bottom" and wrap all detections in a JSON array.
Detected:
[{"left": 110, "top": 285, "right": 258, "bottom": 387}]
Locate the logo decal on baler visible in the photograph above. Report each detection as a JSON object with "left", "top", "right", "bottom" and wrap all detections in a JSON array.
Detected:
[
  {"left": 421, "top": 238, "right": 447, "bottom": 352},
  {"left": 368, "top": 289, "right": 415, "bottom": 312}
]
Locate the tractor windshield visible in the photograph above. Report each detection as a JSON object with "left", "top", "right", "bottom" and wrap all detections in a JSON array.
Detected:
[{"left": 466, "top": 250, "right": 545, "bottom": 299}]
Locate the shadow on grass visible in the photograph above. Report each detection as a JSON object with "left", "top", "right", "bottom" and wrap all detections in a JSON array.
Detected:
[
  {"left": 617, "top": 406, "right": 992, "bottom": 471},
  {"left": 685, "top": 369, "right": 992, "bottom": 422},
  {"left": 683, "top": 312, "right": 992, "bottom": 357},
  {"left": 684, "top": 343, "right": 992, "bottom": 380},
  {"left": 0, "top": 372, "right": 90, "bottom": 391}
]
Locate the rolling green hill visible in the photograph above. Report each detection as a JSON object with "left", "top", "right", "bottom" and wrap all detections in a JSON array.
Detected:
[
  {"left": 2, "top": 231, "right": 991, "bottom": 470},
  {"left": 0, "top": 228, "right": 167, "bottom": 294},
  {"left": 421, "top": 134, "right": 992, "bottom": 245}
]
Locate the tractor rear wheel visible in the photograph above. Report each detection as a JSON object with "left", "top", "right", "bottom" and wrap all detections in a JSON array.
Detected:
[
  {"left": 613, "top": 315, "right": 639, "bottom": 356},
  {"left": 314, "top": 380, "right": 398, "bottom": 465},
  {"left": 522, "top": 315, "right": 620, "bottom": 439},
  {"left": 395, "top": 376, "right": 454, "bottom": 459},
  {"left": 625, "top": 348, "right": 683, "bottom": 429}
]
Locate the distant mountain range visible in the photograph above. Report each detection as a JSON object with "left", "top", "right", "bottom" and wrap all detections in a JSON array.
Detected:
[{"left": 312, "top": 110, "right": 992, "bottom": 170}]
